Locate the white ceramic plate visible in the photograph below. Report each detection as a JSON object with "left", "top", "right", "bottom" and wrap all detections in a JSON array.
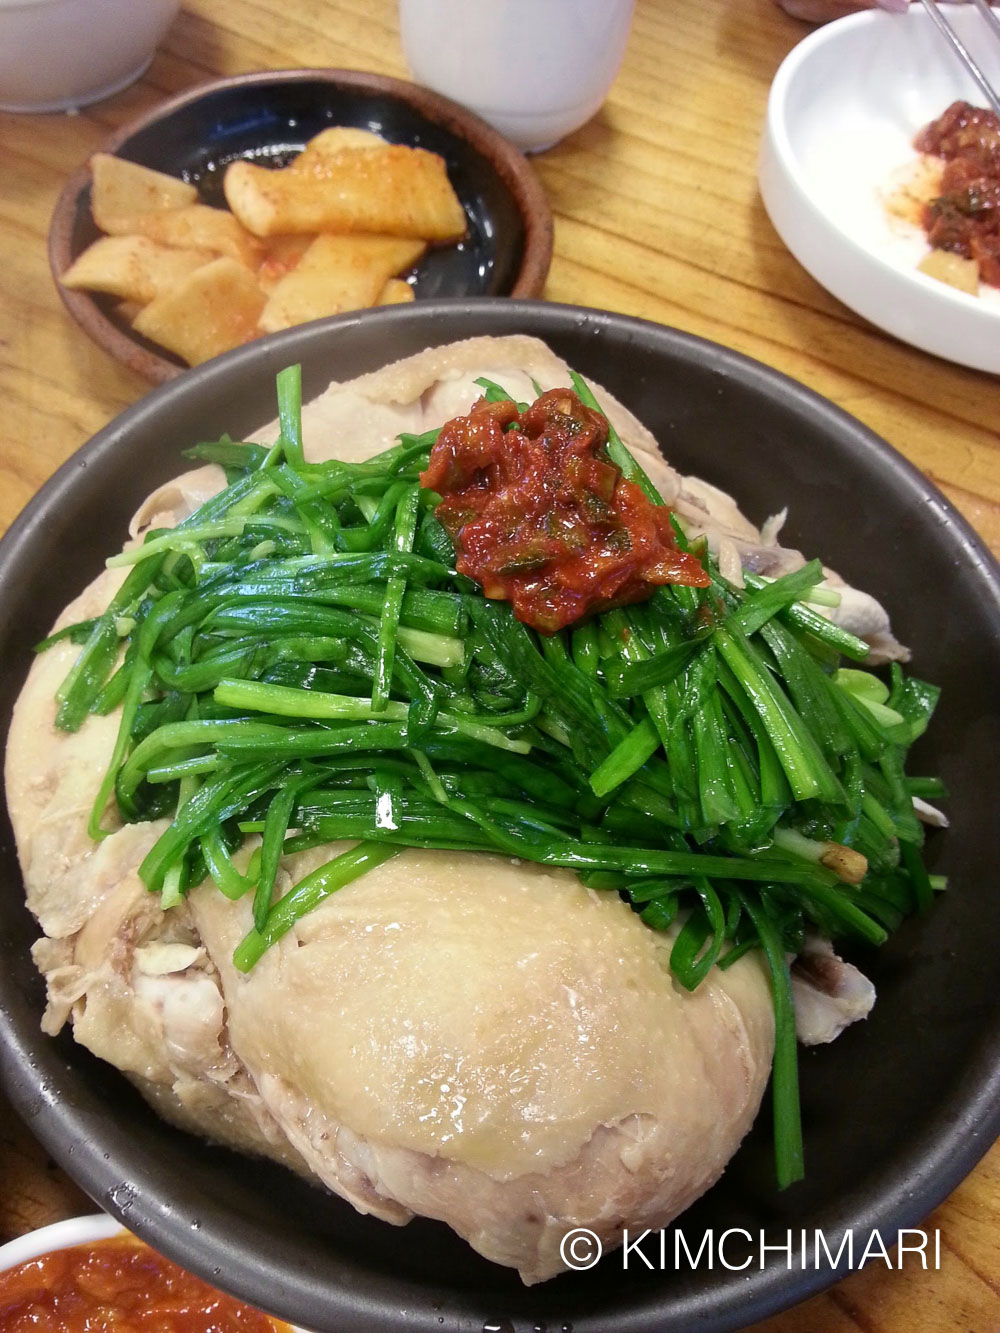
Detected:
[{"left": 759, "top": 5, "right": 1000, "bottom": 373}]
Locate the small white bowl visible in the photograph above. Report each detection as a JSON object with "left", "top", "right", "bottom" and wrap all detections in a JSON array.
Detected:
[
  {"left": 0, "top": 1214, "right": 310, "bottom": 1331},
  {"left": 0, "top": 1214, "right": 124, "bottom": 1271},
  {"left": 0, "top": 0, "right": 179, "bottom": 114},
  {"left": 758, "top": 5, "right": 1000, "bottom": 374}
]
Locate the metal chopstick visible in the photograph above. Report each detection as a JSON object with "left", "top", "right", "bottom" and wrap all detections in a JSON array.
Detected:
[
  {"left": 969, "top": 0, "right": 1000, "bottom": 47},
  {"left": 917, "top": 0, "right": 1000, "bottom": 118}
]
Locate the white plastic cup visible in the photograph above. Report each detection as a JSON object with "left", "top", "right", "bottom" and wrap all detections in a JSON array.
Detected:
[{"left": 398, "top": 0, "right": 635, "bottom": 152}]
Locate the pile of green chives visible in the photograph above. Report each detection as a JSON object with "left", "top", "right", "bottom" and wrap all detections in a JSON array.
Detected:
[{"left": 43, "top": 365, "right": 946, "bottom": 1188}]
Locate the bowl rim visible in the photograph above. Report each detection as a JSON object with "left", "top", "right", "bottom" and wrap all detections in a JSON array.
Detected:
[
  {"left": 0, "top": 1212, "right": 311, "bottom": 1329},
  {"left": 0, "top": 1215, "right": 124, "bottom": 1273},
  {"left": 47, "top": 67, "right": 554, "bottom": 386},
  {"left": 3, "top": 297, "right": 1000, "bottom": 1332},
  {"left": 760, "top": 7, "right": 1000, "bottom": 371}
]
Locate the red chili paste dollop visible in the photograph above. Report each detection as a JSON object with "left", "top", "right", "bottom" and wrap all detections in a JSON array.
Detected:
[
  {"left": 0, "top": 1234, "right": 292, "bottom": 1333},
  {"left": 915, "top": 100, "right": 1000, "bottom": 287},
  {"left": 420, "top": 387, "right": 708, "bottom": 633}
]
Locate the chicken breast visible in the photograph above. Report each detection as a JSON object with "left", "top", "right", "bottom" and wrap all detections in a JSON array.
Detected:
[
  {"left": 6, "top": 588, "right": 776, "bottom": 1282},
  {"left": 6, "top": 335, "right": 890, "bottom": 1282},
  {"left": 189, "top": 847, "right": 774, "bottom": 1282}
]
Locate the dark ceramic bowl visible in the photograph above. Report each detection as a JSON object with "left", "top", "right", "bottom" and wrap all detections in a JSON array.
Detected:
[
  {"left": 2, "top": 301, "right": 999, "bottom": 1333},
  {"left": 48, "top": 70, "right": 553, "bottom": 385}
]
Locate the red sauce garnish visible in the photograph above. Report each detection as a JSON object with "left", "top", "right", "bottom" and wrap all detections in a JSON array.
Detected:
[
  {"left": 420, "top": 387, "right": 708, "bottom": 633},
  {"left": 0, "top": 1234, "right": 293, "bottom": 1333},
  {"left": 915, "top": 100, "right": 1000, "bottom": 287}
]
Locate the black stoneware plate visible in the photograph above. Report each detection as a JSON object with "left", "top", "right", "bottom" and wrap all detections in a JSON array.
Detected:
[
  {"left": 48, "top": 70, "right": 552, "bottom": 385},
  {"left": 2, "top": 301, "right": 999, "bottom": 1333}
]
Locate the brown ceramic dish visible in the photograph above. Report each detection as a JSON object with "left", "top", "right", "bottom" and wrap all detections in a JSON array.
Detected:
[{"left": 48, "top": 68, "right": 553, "bottom": 385}]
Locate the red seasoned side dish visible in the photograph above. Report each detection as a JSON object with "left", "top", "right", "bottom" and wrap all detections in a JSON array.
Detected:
[
  {"left": 915, "top": 99, "right": 1000, "bottom": 288},
  {"left": 420, "top": 386, "right": 709, "bottom": 632},
  {"left": 0, "top": 1233, "right": 292, "bottom": 1333}
]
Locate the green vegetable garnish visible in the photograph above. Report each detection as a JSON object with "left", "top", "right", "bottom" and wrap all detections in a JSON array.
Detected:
[{"left": 45, "top": 366, "right": 945, "bottom": 1192}]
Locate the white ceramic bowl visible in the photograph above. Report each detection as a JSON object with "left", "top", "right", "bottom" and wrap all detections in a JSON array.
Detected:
[
  {"left": 0, "top": 1214, "right": 310, "bottom": 1331},
  {"left": 759, "top": 5, "right": 1000, "bottom": 374},
  {"left": 0, "top": 0, "right": 179, "bottom": 113},
  {"left": 0, "top": 1214, "right": 124, "bottom": 1272}
]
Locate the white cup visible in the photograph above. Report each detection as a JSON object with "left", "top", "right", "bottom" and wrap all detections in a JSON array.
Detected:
[
  {"left": 0, "top": 0, "right": 179, "bottom": 113},
  {"left": 399, "top": 0, "right": 635, "bottom": 152}
]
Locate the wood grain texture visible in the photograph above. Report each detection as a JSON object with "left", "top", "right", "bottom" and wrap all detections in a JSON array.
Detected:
[{"left": 0, "top": 1, "right": 997, "bottom": 1327}]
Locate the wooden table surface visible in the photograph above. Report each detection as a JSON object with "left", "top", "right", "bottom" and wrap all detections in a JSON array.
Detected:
[{"left": 1, "top": 0, "right": 998, "bottom": 1328}]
